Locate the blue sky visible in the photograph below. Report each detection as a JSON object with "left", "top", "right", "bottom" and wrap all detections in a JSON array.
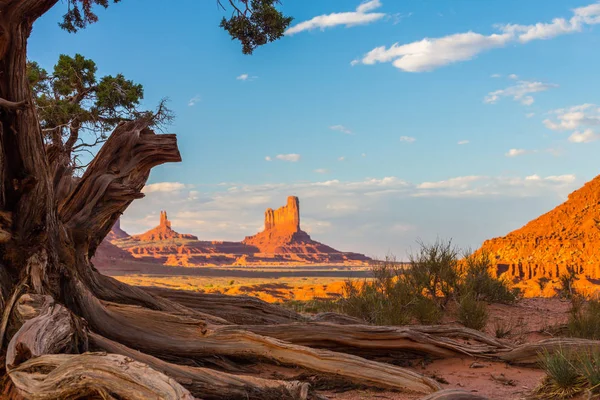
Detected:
[{"left": 30, "top": 0, "right": 600, "bottom": 259}]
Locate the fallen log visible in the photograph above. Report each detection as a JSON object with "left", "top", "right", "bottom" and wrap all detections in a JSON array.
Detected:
[
  {"left": 8, "top": 353, "right": 195, "bottom": 400},
  {"left": 499, "top": 338, "right": 600, "bottom": 365},
  {"left": 419, "top": 389, "right": 489, "bottom": 400},
  {"left": 90, "top": 332, "right": 316, "bottom": 400}
]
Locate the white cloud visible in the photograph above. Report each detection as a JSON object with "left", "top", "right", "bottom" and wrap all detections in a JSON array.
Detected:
[
  {"left": 265, "top": 156, "right": 272, "bottom": 161},
  {"left": 142, "top": 182, "right": 188, "bottom": 193},
  {"left": 330, "top": 125, "right": 352, "bottom": 134},
  {"left": 543, "top": 104, "right": 600, "bottom": 131},
  {"left": 491, "top": 74, "right": 502, "bottom": 78},
  {"left": 355, "top": 3, "right": 600, "bottom": 72},
  {"left": 506, "top": 148, "right": 527, "bottom": 157},
  {"left": 361, "top": 153, "right": 367, "bottom": 157},
  {"left": 400, "top": 136, "right": 416, "bottom": 143},
  {"left": 484, "top": 80, "right": 557, "bottom": 105},
  {"left": 314, "top": 168, "right": 329, "bottom": 174},
  {"left": 123, "top": 173, "right": 580, "bottom": 259},
  {"left": 418, "top": 176, "right": 483, "bottom": 189},
  {"left": 338, "top": 156, "right": 346, "bottom": 161},
  {"left": 500, "top": 3, "right": 600, "bottom": 43},
  {"left": 285, "top": 0, "right": 386, "bottom": 35},
  {"left": 508, "top": 73, "right": 519, "bottom": 80},
  {"left": 356, "top": 31, "right": 512, "bottom": 72},
  {"left": 458, "top": 140, "right": 470, "bottom": 145},
  {"left": 275, "top": 154, "right": 301, "bottom": 162},
  {"left": 236, "top": 73, "right": 257, "bottom": 81},
  {"left": 188, "top": 95, "right": 201, "bottom": 107},
  {"left": 569, "top": 129, "right": 600, "bottom": 143},
  {"left": 526, "top": 113, "right": 535, "bottom": 118}
]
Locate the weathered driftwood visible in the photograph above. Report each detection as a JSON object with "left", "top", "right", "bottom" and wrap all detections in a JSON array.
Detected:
[
  {"left": 419, "top": 389, "right": 489, "bottom": 400},
  {"left": 8, "top": 353, "right": 195, "bottom": 400},
  {"left": 231, "top": 323, "right": 512, "bottom": 359},
  {"left": 499, "top": 338, "right": 600, "bottom": 365},
  {"left": 73, "top": 281, "right": 441, "bottom": 394},
  {"left": 90, "top": 332, "right": 316, "bottom": 400},
  {"left": 6, "top": 295, "right": 86, "bottom": 369}
]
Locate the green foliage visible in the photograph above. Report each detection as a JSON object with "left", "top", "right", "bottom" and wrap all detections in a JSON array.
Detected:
[
  {"left": 408, "top": 239, "right": 459, "bottom": 307},
  {"left": 457, "top": 293, "right": 488, "bottom": 331},
  {"left": 27, "top": 54, "right": 169, "bottom": 168},
  {"left": 59, "top": 0, "right": 121, "bottom": 32},
  {"left": 412, "top": 295, "right": 442, "bottom": 325},
  {"left": 575, "top": 349, "right": 600, "bottom": 395},
  {"left": 460, "top": 251, "right": 519, "bottom": 304},
  {"left": 536, "top": 348, "right": 586, "bottom": 399},
  {"left": 567, "top": 297, "right": 600, "bottom": 340},
  {"left": 557, "top": 267, "right": 578, "bottom": 300},
  {"left": 219, "top": 0, "right": 293, "bottom": 54}
]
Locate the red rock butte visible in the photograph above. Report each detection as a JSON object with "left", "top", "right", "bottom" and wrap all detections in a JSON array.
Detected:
[
  {"left": 132, "top": 211, "right": 198, "bottom": 241},
  {"left": 97, "top": 196, "right": 371, "bottom": 267},
  {"left": 479, "top": 174, "right": 600, "bottom": 280}
]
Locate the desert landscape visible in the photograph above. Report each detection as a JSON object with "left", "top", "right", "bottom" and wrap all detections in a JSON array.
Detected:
[{"left": 2, "top": 1, "right": 600, "bottom": 400}]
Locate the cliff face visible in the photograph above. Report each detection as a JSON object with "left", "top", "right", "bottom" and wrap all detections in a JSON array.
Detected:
[
  {"left": 480, "top": 174, "right": 600, "bottom": 280},
  {"left": 131, "top": 211, "right": 198, "bottom": 241}
]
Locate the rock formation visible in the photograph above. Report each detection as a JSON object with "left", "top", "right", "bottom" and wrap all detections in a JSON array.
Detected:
[
  {"left": 106, "top": 218, "right": 130, "bottom": 241},
  {"left": 103, "top": 197, "right": 371, "bottom": 267},
  {"left": 131, "top": 211, "right": 198, "bottom": 241},
  {"left": 479, "top": 174, "right": 600, "bottom": 280}
]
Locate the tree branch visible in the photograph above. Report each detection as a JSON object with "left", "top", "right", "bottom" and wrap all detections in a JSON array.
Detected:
[{"left": 0, "top": 97, "right": 28, "bottom": 110}]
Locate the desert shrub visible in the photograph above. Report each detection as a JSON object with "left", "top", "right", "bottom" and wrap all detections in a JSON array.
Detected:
[
  {"left": 337, "top": 261, "right": 416, "bottom": 325},
  {"left": 567, "top": 297, "right": 600, "bottom": 340},
  {"left": 457, "top": 293, "right": 488, "bottom": 330},
  {"left": 408, "top": 239, "right": 459, "bottom": 307},
  {"left": 412, "top": 295, "right": 442, "bottom": 325},
  {"left": 538, "top": 277, "right": 551, "bottom": 292},
  {"left": 557, "top": 266, "right": 578, "bottom": 299},
  {"left": 493, "top": 319, "right": 514, "bottom": 338},
  {"left": 282, "top": 298, "right": 339, "bottom": 314},
  {"left": 535, "top": 348, "right": 585, "bottom": 399},
  {"left": 575, "top": 349, "right": 600, "bottom": 395},
  {"left": 460, "top": 251, "right": 518, "bottom": 304}
]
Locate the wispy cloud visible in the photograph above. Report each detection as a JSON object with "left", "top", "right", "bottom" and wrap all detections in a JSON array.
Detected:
[
  {"left": 330, "top": 124, "right": 352, "bottom": 134},
  {"left": 491, "top": 74, "right": 502, "bottom": 78},
  {"left": 400, "top": 136, "right": 416, "bottom": 143},
  {"left": 188, "top": 95, "right": 201, "bottom": 107},
  {"left": 458, "top": 140, "right": 470, "bottom": 145},
  {"left": 236, "top": 73, "right": 257, "bottom": 81},
  {"left": 543, "top": 104, "right": 600, "bottom": 143},
  {"left": 314, "top": 168, "right": 329, "bottom": 174},
  {"left": 338, "top": 156, "right": 346, "bottom": 161},
  {"left": 508, "top": 73, "right": 519, "bottom": 80},
  {"left": 285, "top": 0, "right": 386, "bottom": 35},
  {"left": 142, "top": 182, "right": 189, "bottom": 193},
  {"left": 506, "top": 148, "right": 527, "bottom": 157},
  {"left": 265, "top": 156, "right": 272, "bottom": 161},
  {"left": 275, "top": 153, "right": 301, "bottom": 162},
  {"left": 484, "top": 80, "right": 557, "bottom": 106},
  {"left": 526, "top": 113, "right": 535, "bottom": 118},
  {"left": 354, "top": 2, "right": 600, "bottom": 72}
]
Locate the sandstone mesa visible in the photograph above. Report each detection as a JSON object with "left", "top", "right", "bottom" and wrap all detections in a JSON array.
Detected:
[
  {"left": 96, "top": 196, "right": 371, "bottom": 267},
  {"left": 480, "top": 174, "right": 600, "bottom": 282}
]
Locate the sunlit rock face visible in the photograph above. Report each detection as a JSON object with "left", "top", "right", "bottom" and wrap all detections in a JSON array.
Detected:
[
  {"left": 131, "top": 211, "right": 198, "bottom": 241},
  {"left": 97, "top": 196, "right": 371, "bottom": 267},
  {"left": 479, "top": 174, "right": 600, "bottom": 281}
]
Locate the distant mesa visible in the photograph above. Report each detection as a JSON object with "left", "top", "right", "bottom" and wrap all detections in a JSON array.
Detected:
[
  {"left": 479, "top": 174, "right": 600, "bottom": 281},
  {"left": 97, "top": 197, "right": 370, "bottom": 267},
  {"left": 131, "top": 211, "right": 198, "bottom": 241},
  {"left": 106, "top": 218, "right": 130, "bottom": 241}
]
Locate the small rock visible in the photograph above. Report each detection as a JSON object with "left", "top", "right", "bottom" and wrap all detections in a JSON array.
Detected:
[{"left": 470, "top": 362, "right": 486, "bottom": 369}]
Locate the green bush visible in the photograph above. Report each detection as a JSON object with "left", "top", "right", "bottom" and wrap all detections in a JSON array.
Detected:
[
  {"left": 567, "top": 298, "right": 600, "bottom": 340},
  {"left": 460, "top": 251, "right": 518, "bottom": 304},
  {"left": 557, "top": 266, "right": 578, "bottom": 299},
  {"left": 535, "top": 348, "right": 586, "bottom": 399},
  {"left": 575, "top": 349, "right": 600, "bottom": 395},
  {"left": 457, "top": 293, "right": 488, "bottom": 330},
  {"left": 408, "top": 239, "right": 459, "bottom": 307},
  {"left": 412, "top": 295, "right": 442, "bottom": 325}
]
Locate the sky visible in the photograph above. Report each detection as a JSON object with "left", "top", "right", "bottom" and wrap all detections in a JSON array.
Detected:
[{"left": 29, "top": 0, "right": 600, "bottom": 260}]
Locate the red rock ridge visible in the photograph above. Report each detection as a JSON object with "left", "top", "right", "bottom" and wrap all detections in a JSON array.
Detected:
[
  {"left": 131, "top": 211, "right": 198, "bottom": 241},
  {"left": 479, "top": 174, "right": 600, "bottom": 280}
]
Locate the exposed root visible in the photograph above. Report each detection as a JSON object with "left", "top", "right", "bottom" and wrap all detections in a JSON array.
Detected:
[
  {"left": 500, "top": 338, "right": 600, "bottom": 365},
  {"left": 90, "top": 332, "right": 316, "bottom": 400},
  {"left": 8, "top": 353, "right": 195, "bottom": 399},
  {"left": 73, "top": 281, "right": 441, "bottom": 394},
  {"left": 6, "top": 295, "right": 86, "bottom": 369}
]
